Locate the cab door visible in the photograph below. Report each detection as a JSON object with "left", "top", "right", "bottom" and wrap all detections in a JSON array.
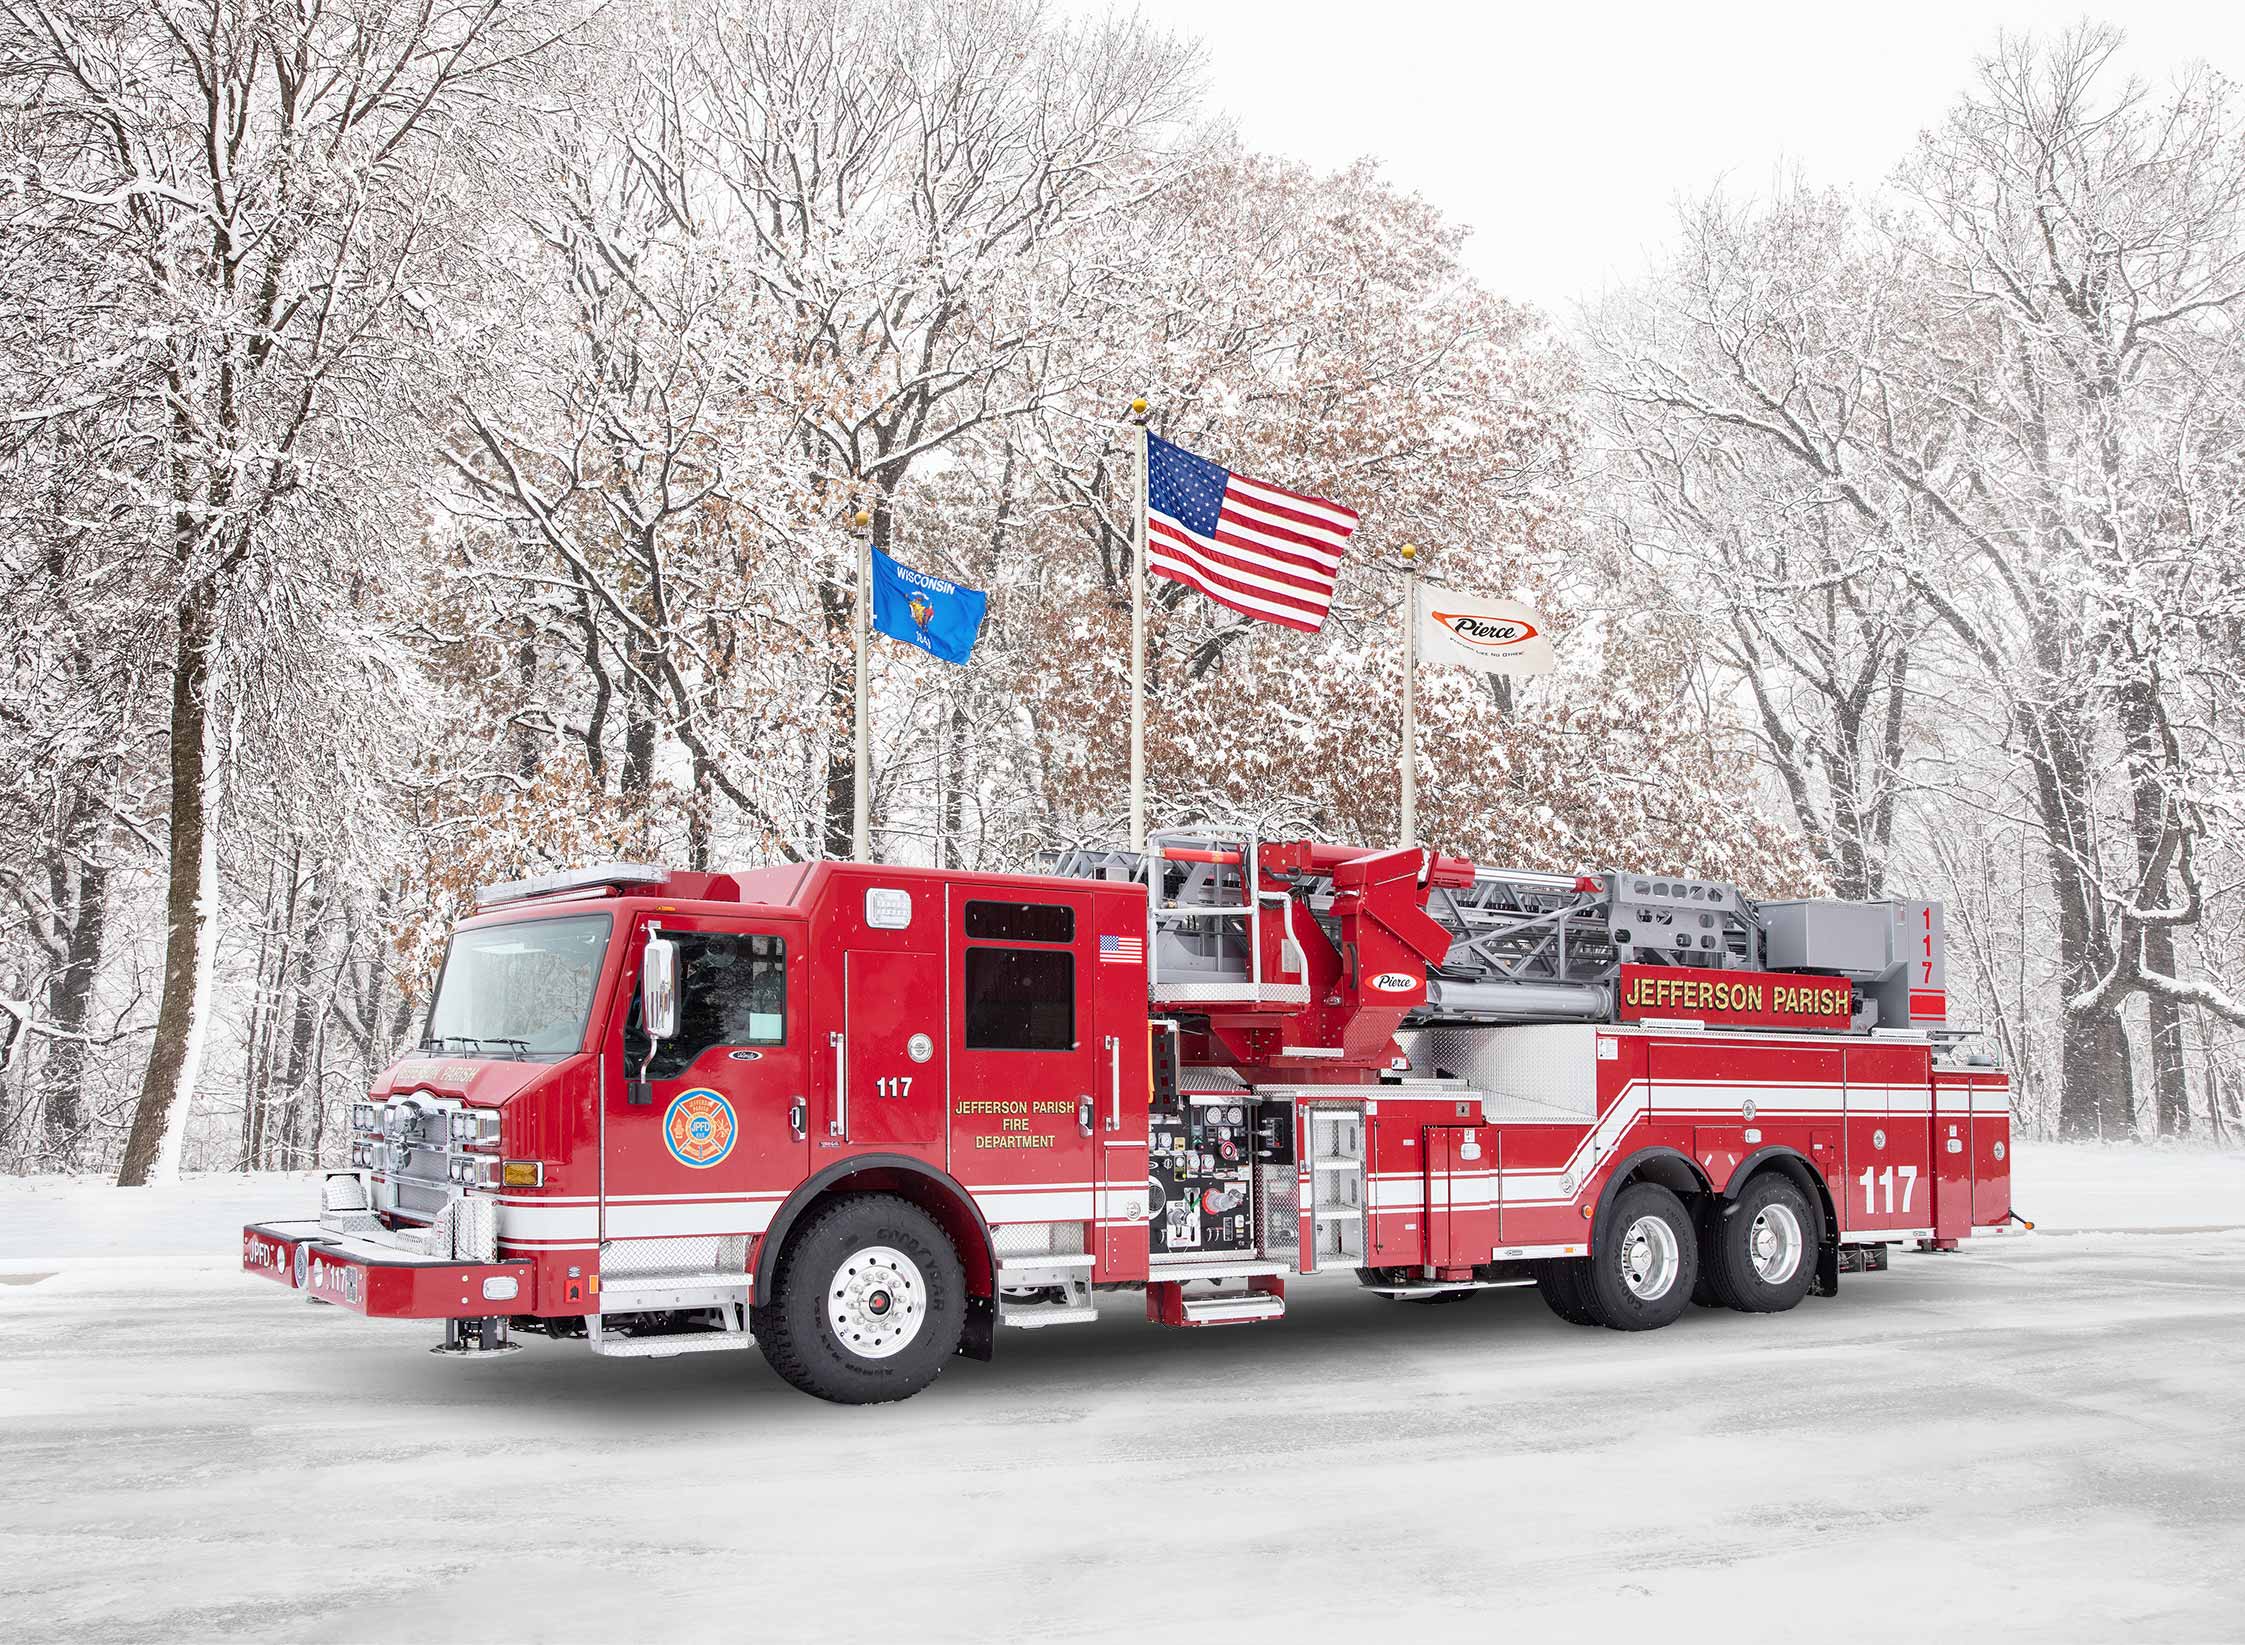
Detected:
[
  {"left": 604, "top": 916, "right": 809, "bottom": 1246},
  {"left": 1091, "top": 885, "right": 1152, "bottom": 1281},
  {"left": 948, "top": 888, "right": 1098, "bottom": 1232}
]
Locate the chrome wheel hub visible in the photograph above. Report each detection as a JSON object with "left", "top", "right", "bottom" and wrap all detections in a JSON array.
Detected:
[
  {"left": 1619, "top": 1214, "right": 1680, "bottom": 1302},
  {"left": 827, "top": 1244, "right": 926, "bottom": 1360},
  {"left": 1748, "top": 1203, "right": 1804, "bottom": 1284}
]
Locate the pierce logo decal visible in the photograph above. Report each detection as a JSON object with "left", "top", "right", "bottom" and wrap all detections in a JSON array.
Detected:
[
  {"left": 664, "top": 1089, "right": 737, "bottom": 1169},
  {"left": 1430, "top": 611, "right": 1539, "bottom": 651}
]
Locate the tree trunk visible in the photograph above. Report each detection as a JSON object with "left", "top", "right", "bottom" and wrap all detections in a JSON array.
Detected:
[
  {"left": 117, "top": 588, "right": 222, "bottom": 1187},
  {"left": 40, "top": 841, "right": 110, "bottom": 1165},
  {"left": 2144, "top": 922, "right": 2190, "bottom": 1136}
]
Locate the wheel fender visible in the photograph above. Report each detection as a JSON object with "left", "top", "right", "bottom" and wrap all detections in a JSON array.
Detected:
[
  {"left": 1588, "top": 1146, "right": 1712, "bottom": 1251},
  {"left": 751, "top": 1153, "right": 995, "bottom": 1305},
  {"left": 1721, "top": 1146, "right": 1833, "bottom": 1247}
]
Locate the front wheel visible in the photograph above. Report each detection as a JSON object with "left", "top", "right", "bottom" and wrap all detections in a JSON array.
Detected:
[
  {"left": 1585, "top": 1182, "right": 1699, "bottom": 1331},
  {"left": 755, "top": 1193, "right": 965, "bottom": 1404}
]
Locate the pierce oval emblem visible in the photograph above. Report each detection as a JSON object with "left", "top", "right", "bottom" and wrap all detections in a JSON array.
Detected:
[
  {"left": 1431, "top": 611, "right": 1539, "bottom": 650},
  {"left": 1368, "top": 971, "right": 1418, "bottom": 994},
  {"left": 663, "top": 1088, "right": 737, "bottom": 1169}
]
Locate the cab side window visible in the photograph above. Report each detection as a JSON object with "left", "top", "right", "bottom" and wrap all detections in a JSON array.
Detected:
[
  {"left": 963, "top": 900, "right": 1075, "bottom": 1051},
  {"left": 624, "top": 932, "right": 786, "bottom": 1080}
]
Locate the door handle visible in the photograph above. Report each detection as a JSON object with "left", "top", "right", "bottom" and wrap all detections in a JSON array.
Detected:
[
  {"left": 1076, "top": 1096, "right": 1093, "bottom": 1136},
  {"left": 788, "top": 1097, "right": 807, "bottom": 1141},
  {"left": 1104, "top": 1035, "right": 1120, "bottom": 1131},
  {"left": 829, "top": 1031, "right": 846, "bottom": 1138}
]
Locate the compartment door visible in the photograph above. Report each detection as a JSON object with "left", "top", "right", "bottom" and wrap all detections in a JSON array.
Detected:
[
  {"left": 1423, "top": 1126, "right": 1498, "bottom": 1271},
  {"left": 1932, "top": 1077, "right": 1974, "bottom": 1241},
  {"left": 839, "top": 949, "right": 945, "bottom": 1148}
]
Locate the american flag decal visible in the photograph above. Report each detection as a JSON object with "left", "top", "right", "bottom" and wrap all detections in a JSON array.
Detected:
[{"left": 1099, "top": 933, "right": 1144, "bottom": 965}]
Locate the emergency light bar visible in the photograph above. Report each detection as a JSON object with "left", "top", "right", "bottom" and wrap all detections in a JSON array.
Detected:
[{"left": 475, "top": 862, "right": 668, "bottom": 908}]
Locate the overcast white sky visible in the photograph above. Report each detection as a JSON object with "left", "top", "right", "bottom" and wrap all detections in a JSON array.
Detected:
[{"left": 1083, "top": 1, "right": 2245, "bottom": 314}]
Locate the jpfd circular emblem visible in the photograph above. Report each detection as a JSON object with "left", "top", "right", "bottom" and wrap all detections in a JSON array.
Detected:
[{"left": 663, "top": 1089, "right": 737, "bottom": 1169}]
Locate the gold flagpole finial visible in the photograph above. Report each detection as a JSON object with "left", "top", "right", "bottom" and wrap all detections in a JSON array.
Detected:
[
  {"left": 1129, "top": 396, "right": 1148, "bottom": 418},
  {"left": 1399, "top": 542, "right": 1418, "bottom": 563},
  {"left": 852, "top": 509, "right": 871, "bottom": 529}
]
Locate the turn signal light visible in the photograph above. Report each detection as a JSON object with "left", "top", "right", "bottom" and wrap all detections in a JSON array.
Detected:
[{"left": 501, "top": 1160, "right": 544, "bottom": 1189}]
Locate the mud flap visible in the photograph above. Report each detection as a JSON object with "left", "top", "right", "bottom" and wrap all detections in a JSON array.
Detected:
[
  {"left": 1814, "top": 1242, "right": 1841, "bottom": 1298},
  {"left": 959, "top": 1293, "right": 996, "bottom": 1361}
]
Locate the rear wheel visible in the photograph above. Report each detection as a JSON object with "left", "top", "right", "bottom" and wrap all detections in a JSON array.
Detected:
[
  {"left": 755, "top": 1193, "right": 964, "bottom": 1404},
  {"left": 1585, "top": 1183, "right": 1698, "bottom": 1331},
  {"left": 1705, "top": 1173, "right": 1817, "bottom": 1314},
  {"left": 1533, "top": 1258, "right": 1605, "bottom": 1327}
]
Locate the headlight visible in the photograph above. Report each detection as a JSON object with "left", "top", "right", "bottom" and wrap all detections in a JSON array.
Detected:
[
  {"left": 449, "top": 1109, "right": 502, "bottom": 1151},
  {"left": 448, "top": 1157, "right": 499, "bottom": 1188}
]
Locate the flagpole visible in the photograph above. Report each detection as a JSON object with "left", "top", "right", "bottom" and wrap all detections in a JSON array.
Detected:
[
  {"left": 1128, "top": 396, "right": 1150, "bottom": 855},
  {"left": 853, "top": 507, "right": 872, "bottom": 861},
  {"left": 1399, "top": 542, "right": 1419, "bottom": 848}
]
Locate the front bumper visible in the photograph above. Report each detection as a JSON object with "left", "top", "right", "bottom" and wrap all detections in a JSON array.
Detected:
[{"left": 242, "top": 1221, "right": 534, "bottom": 1318}]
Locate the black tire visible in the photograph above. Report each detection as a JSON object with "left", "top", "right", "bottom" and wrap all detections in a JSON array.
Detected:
[
  {"left": 1690, "top": 1199, "right": 1727, "bottom": 1308},
  {"left": 1704, "top": 1173, "right": 1817, "bottom": 1314},
  {"left": 754, "top": 1193, "right": 965, "bottom": 1404},
  {"left": 1533, "top": 1258, "right": 1606, "bottom": 1327},
  {"left": 1585, "top": 1182, "right": 1698, "bottom": 1331}
]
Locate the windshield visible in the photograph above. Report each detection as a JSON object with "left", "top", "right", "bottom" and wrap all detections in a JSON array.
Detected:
[{"left": 423, "top": 913, "right": 612, "bottom": 1059}]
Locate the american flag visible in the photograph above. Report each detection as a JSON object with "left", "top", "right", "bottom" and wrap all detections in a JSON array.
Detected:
[
  {"left": 1098, "top": 932, "right": 1144, "bottom": 966},
  {"left": 1144, "top": 433, "right": 1359, "bottom": 632}
]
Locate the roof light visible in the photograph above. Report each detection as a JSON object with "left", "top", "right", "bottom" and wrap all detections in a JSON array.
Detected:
[{"left": 475, "top": 862, "right": 667, "bottom": 908}]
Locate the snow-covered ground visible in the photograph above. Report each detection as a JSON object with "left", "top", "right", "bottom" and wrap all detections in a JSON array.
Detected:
[{"left": 2, "top": 1143, "right": 2240, "bottom": 1642}]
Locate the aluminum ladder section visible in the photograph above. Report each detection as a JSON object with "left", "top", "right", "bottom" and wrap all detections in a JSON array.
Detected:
[
  {"left": 1052, "top": 833, "right": 1310, "bottom": 1010},
  {"left": 1289, "top": 862, "right": 1760, "bottom": 1023}
]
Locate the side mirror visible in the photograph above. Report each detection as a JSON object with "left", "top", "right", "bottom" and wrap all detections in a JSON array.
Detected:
[
  {"left": 629, "top": 935, "right": 679, "bottom": 1107},
  {"left": 642, "top": 936, "right": 680, "bottom": 1042}
]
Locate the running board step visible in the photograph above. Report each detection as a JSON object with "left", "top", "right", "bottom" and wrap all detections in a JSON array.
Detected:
[
  {"left": 1365, "top": 1279, "right": 1537, "bottom": 1297},
  {"left": 1148, "top": 1276, "right": 1286, "bottom": 1327},
  {"left": 589, "top": 1330, "right": 753, "bottom": 1359},
  {"left": 997, "top": 1253, "right": 1098, "bottom": 1329},
  {"left": 588, "top": 1296, "right": 751, "bottom": 1357},
  {"left": 1178, "top": 1292, "right": 1286, "bottom": 1326}
]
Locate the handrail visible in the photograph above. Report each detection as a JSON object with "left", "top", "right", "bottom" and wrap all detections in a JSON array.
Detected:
[{"left": 828, "top": 1030, "right": 847, "bottom": 1138}]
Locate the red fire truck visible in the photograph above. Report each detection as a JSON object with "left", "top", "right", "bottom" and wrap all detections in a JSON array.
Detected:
[{"left": 242, "top": 834, "right": 2017, "bottom": 1403}]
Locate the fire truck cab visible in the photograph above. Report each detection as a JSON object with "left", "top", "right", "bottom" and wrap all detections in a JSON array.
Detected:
[{"left": 244, "top": 838, "right": 2017, "bottom": 1404}]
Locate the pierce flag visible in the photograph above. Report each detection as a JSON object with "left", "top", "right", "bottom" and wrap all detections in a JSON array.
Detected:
[
  {"left": 870, "top": 546, "right": 986, "bottom": 666},
  {"left": 1415, "top": 583, "right": 1555, "bottom": 675}
]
